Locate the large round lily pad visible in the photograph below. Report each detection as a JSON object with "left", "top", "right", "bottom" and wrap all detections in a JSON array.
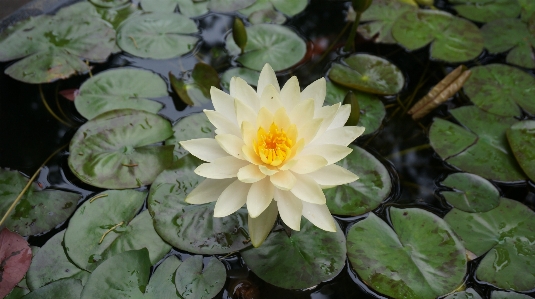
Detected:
[
  {"left": 208, "top": 0, "right": 256, "bottom": 12},
  {"left": 492, "top": 291, "right": 533, "bottom": 299},
  {"left": 239, "top": 0, "right": 307, "bottom": 17},
  {"left": 140, "top": 0, "right": 209, "bottom": 17},
  {"left": 174, "top": 256, "right": 226, "bottom": 299},
  {"left": 169, "top": 113, "right": 216, "bottom": 160},
  {"left": 117, "top": 12, "right": 199, "bottom": 59},
  {"left": 325, "top": 145, "right": 391, "bottom": 216},
  {"left": 226, "top": 24, "right": 306, "bottom": 71},
  {"left": 347, "top": 208, "right": 466, "bottom": 299},
  {"left": 144, "top": 256, "right": 182, "bottom": 299},
  {"left": 450, "top": 0, "right": 521, "bottom": 23},
  {"left": 429, "top": 106, "right": 526, "bottom": 182},
  {"left": 148, "top": 155, "right": 250, "bottom": 254},
  {"left": 463, "top": 64, "right": 535, "bottom": 117},
  {"left": 241, "top": 219, "right": 346, "bottom": 289},
  {"left": 68, "top": 109, "right": 174, "bottom": 189},
  {"left": 444, "top": 289, "right": 482, "bottom": 299},
  {"left": 75, "top": 68, "right": 167, "bottom": 120},
  {"left": 0, "top": 169, "right": 80, "bottom": 236},
  {"left": 440, "top": 173, "right": 500, "bottom": 213},
  {"left": 22, "top": 278, "right": 83, "bottom": 299},
  {"left": 507, "top": 120, "right": 535, "bottom": 182},
  {"left": 445, "top": 198, "right": 535, "bottom": 291},
  {"left": 220, "top": 67, "right": 260, "bottom": 91},
  {"left": 328, "top": 54, "right": 404, "bottom": 95}
]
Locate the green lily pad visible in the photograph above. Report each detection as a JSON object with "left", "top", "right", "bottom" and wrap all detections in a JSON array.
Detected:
[
  {"left": 481, "top": 18, "right": 535, "bottom": 69},
  {"left": 445, "top": 198, "right": 535, "bottom": 291},
  {"left": 68, "top": 109, "right": 174, "bottom": 189},
  {"left": 75, "top": 68, "right": 167, "bottom": 120},
  {"left": 440, "top": 173, "right": 500, "bottom": 213},
  {"left": 347, "top": 208, "right": 467, "bottom": 299},
  {"left": 463, "top": 64, "right": 535, "bottom": 117},
  {"left": 450, "top": 0, "right": 521, "bottom": 23},
  {"left": 0, "top": 169, "right": 80, "bottom": 236},
  {"left": 325, "top": 145, "right": 391, "bottom": 216},
  {"left": 357, "top": 0, "right": 417, "bottom": 44},
  {"left": 208, "top": 0, "right": 256, "bottom": 12},
  {"left": 226, "top": 24, "right": 306, "bottom": 71},
  {"left": 144, "top": 256, "right": 181, "bottom": 299},
  {"left": 148, "top": 155, "right": 250, "bottom": 254},
  {"left": 175, "top": 256, "right": 226, "bottom": 299},
  {"left": 22, "top": 279, "right": 83, "bottom": 299},
  {"left": 170, "top": 113, "right": 216, "bottom": 160},
  {"left": 27, "top": 230, "right": 89, "bottom": 291},
  {"left": 492, "top": 291, "right": 533, "bottom": 299},
  {"left": 507, "top": 120, "right": 535, "bottom": 182},
  {"left": 96, "top": 4, "right": 141, "bottom": 30},
  {"left": 519, "top": 0, "right": 535, "bottom": 21},
  {"left": 64, "top": 190, "right": 170, "bottom": 271},
  {"left": 325, "top": 81, "right": 385, "bottom": 135},
  {"left": 391, "top": 10, "right": 483, "bottom": 63},
  {"left": 5, "top": 287, "right": 29, "bottom": 299},
  {"left": 241, "top": 219, "right": 345, "bottom": 289},
  {"left": 90, "top": 0, "right": 129, "bottom": 8},
  {"left": 170, "top": 62, "right": 220, "bottom": 107},
  {"left": 444, "top": 289, "right": 482, "bottom": 299},
  {"left": 328, "top": 54, "right": 404, "bottom": 95},
  {"left": 248, "top": 8, "right": 286, "bottom": 24},
  {"left": 429, "top": 106, "right": 526, "bottom": 182},
  {"left": 238, "top": 0, "right": 307, "bottom": 17},
  {"left": 80, "top": 249, "right": 151, "bottom": 299},
  {"left": 117, "top": 12, "right": 198, "bottom": 59},
  {"left": 220, "top": 67, "right": 260, "bottom": 91}
]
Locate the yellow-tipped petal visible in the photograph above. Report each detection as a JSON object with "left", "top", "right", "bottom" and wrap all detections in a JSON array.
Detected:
[
  {"left": 247, "top": 177, "right": 274, "bottom": 218},
  {"left": 270, "top": 170, "right": 297, "bottom": 191}
]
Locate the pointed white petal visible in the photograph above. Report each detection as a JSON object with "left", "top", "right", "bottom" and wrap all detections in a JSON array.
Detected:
[
  {"left": 328, "top": 104, "right": 351, "bottom": 130},
  {"left": 297, "top": 118, "right": 323, "bottom": 145},
  {"left": 235, "top": 99, "right": 258, "bottom": 128},
  {"left": 259, "top": 85, "right": 283, "bottom": 114},
  {"left": 259, "top": 165, "right": 278, "bottom": 176},
  {"left": 210, "top": 87, "right": 237, "bottom": 122},
  {"left": 248, "top": 200, "right": 278, "bottom": 247},
  {"left": 290, "top": 173, "right": 326, "bottom": 204},
  {"left": 242, "top": 145, "right": 263, "bottom": 165},
  {"left": 289, "top": 98, "right": 314, "bottom": 128},
  {"left": 237, "top": 164, "right": 266, "bottom": 183},
  {"left": 297, "top": 144, "right": 352, "bottom": 164},
  {"left": 273, "top": 107, "right": 291, "bottom": 130},
  {"left": 215, "top": 134, "right": 246, "bottom": 160},
  {"left": 280, "top": 76, "right": 300, "bottom": 111},
  {"left": 279, "top": 159, "right": 298, "bottom": 171},
  {"left": 301, "top": 201, "right": 336, "bottom": 232},
  {"left": 311, "top": 126, "right": 365, "bottom": 146},
  {"left": 241, "top": 121, "right": 256, "bottom": 147},
  {"left": 179, "top": 138, "right": 228, "bottom": 162},
  {"left": 185, "top": 178, "right": 234, "bottom": 204},
  {"left": 270, "top": 170, "right": 297, "bottom": 191},
  {"left": 289, "top": 155, "right": 328, "bottom": 174},
  {"left": 231, "top": 77, "right": 260, "bottom": 112},
  {"left": 307, "top": 164, "right": 359, "bottom": 186},
  {"left": 313, "top": 104, "right": 340, "bottom": 140},
  {"left": 213, "top": 180, "right": 250, "bottom": 217},
  {"left": 195, "top": 156, "right": 250, "bottom": 179},
  {"left": 204, "top": 109, "right": 241, "bottom": 137},
  {"left": 256, "top": 107, "right": 274, "bottom": 131},
  {"left": 301, "top": 77, "right": 326, "bottom": 109},
  {"left": 274, "top": 189, "right": 302, "bottom": 231},
  {"left": 257, "top": 64, "right": 280, "bottom": 96},
  {"left": 247, "top": 177, "right": 274, "bottom": 218}
]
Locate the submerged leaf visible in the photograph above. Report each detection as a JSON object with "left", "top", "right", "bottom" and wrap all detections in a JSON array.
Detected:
[
  {"left": 0, "top": 229, "right": 32, "bottom": 298},
  {"left": 174, "top": 256, "right": 226, "bottom": 299}
]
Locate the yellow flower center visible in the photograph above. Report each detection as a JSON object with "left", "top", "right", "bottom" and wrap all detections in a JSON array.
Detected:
[{"left": 254, "top": 122, "right": 294, "bottom": 167}]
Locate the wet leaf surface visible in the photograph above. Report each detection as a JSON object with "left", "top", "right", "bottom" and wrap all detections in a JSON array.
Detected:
[
  {"left": 440, "top": 173, "right": 500, "bottom": 213},
  {"left": 174, "top": 256, "right": 226, "bottom": 299},
  {"left": 0, "top": 229, "right": 32, "bottom": 298},
  {"left": 144, "top": 256, "right": 181, "bottom": 299},
  {"left": 22, "top": 278, "right": 83, "bottom": 299},
  {"left": 169, "top": 113, "right": 216, "bottom": 160},
  {"left": 450, "top": 0, "right": 521, "bottom": 23},
  {"left": 507, "top": 120, "right": 535, "bottom": 182},
  {"left": 347, "top": 208, "right": 467, "bottom": 299}
]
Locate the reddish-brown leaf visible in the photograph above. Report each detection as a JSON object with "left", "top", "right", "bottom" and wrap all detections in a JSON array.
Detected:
[
  {"left": 59, "top": 89, "right": 79, "bottom": 101},
  {"left": 0, "top": 228, "right": 32, "bottom": 298}
]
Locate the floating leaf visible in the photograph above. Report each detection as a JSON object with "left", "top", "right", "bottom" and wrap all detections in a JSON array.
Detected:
[
  {"left": 347, "top": 208, "right": 466, "bottom": 298},
  {"left": 492, "top": 291, "right": 533, "bottom": 299},
  {"left": 248, "top": 8, "right": 286, "bottom": 24},
  {"left": 170, "top": 63, "right": 219, "bottom": 107},
  {"left": 357, "top": 0, "right": 416, "bottom": 43},
  {"left": 392, "top": 10, "right": 483, "bottom": 62},
  {"left": 450, "top": 0, "right": 521, "bottom": 23},
  {"left": 325, "top": 145, "right": 391, "bottom": 216},
  {"left": 148, "top": 155, "right": 250, "bottom": 254},
  {"left": 226, "top": 24, "right": 306, "bottom": 71},
  {"left": 0, "top": 169, "right": 80, "bottom": 236},
  {"left": 96, "top": 4, "right": 141, "bottom": 30},
  {"left": 144, "top": 256, "right": 182, "bottom": 299},
  {"left": 191, "top": 63, "right": 221, "bottom": 93},
  {"left": 444, "top": 289, "right": 482, "bottom": 299},
  {"left": 22, "top": 279, "right": 83, "bottom": 299},
  {"left": 117, "top": 12, "right": 198, "bottom": 59},
  {"left": 208, "top": 0, "right": 256, "bottom": 12},
  {"left": 68, "top": 109, "right": 174, "bottom": 189},
  {"left": 519, "top": 0, "right": 535, "bottom": 21},
  {"left": 328, "top": 54, "right": 404, "bottom": 95},
  {"left": 175, "top": 256, "right": 226, "bottom": 299},
  {"left": 507, "top": 120, "right": 535, "bottom": 182},
  {"left": 4, "top": 287, "right": 29, "bottom": 299},
  {"left": 64, "top": 190, "right": 170, "bottom": 271},
  {"left": 220, "top": 67, "right": 260, "bottom": 91},
  {"left": 429, "top": 106, "right": 526, "bottom": 182},
  {"left": 170, "top": 113, "right": 216, "bottom": 160},
  {"left": 0, "top": 229, "right": 32, "bottom": 298},
  {"left": 440, "top": 173, "right": 500, "bottom": 213},
  {"left": 75, "top": 68, "right": 167, "bottom": 120},
  {"left": 90, "top": 0, "right": 129, "bottom": 8},
  {"left": 445, "top": 198, "right": 535, "bottom": 291},
  {"left": 270, "top": 0, "right": 308, "bottom": 16},
  {"left": 241, "top": 219, "right": 345, "bottom": 289}
]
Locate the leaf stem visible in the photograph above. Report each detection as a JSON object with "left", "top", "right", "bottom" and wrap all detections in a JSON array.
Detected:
[
  {"left": 343, "top": 12, "right": 361, "bottom": 52},
  {"left": 39, "top": 85, "right": 72, "bottom": 127},
  {"left": 89, "top": 193, "right": 108, "bottom": 203},
  {"left": 55, "top": 84, "right": 76, "bottom": 126},
  {"left": 99, "top": 221, "right": 124, "bottom": 244},
  {"left": 313, "top": 21, "right": 351, "bottom": 67}
]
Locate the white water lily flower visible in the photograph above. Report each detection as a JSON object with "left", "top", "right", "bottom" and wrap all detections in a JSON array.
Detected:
[{"left": 180, "top": 63, "right": 364, "bottom": 247}]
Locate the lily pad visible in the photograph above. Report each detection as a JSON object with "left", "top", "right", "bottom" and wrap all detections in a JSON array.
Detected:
[
  {"left": 481, "top": 18, "right": 535, "bottom": 69},
  {"left": 68, "top": 109, "right": 174, "bottom": 189},
  {"left": 444, "top": 289, "right": 482, "bottom": 299},
  {"left": 5, "top": 287, "right": 29, "bottom": 299},
  {"left": 90, "top": 0, "right": 129, "bottom": 8},
  {"left": 144, "top": 256, "right": 182, "bottom": 299},
  {"left": 148, "top": 155, "right": 250, "bottom": 254},
  {"left": 0, "top": 229, "right": 32, "bottom": 299},
  {"left": 445, "top": 198, "right": 535, "bottom": 291},
  {"left": 170, "top": 113, "right": 216, "bottom": 160},
  {"left": 239, "top": 0, "right": 307, "bottom": 17},
  {"left": 347, "top": 208, "right": 467, "bottom": 299},
  {"left": 96, "top": 4, "right": 141, "bottom": 30},
  {"left": 248, "top": 8, "right": 286, "bottom": 24},
  {"left": 519, "top": 0, "right": 535, "bottom": 21},
  {"left": 450, "top": 0, "right": 521, "bottom": 23},
  {"left": 325, "top": 81, "right": 385, "bottom": 135},
  {"left": 220, "top": 67, "right": 260, "bottom": 91},
  {"left": 75, "top": 68, "right": 167, "bottom": 120},
  {"left": 241, "top": 219, "right": 346, "bottom": 289},
  {"left": 80, "top": 249, "right": 151, "bottom": 299},
  {"left": 64, "top": 190, "right": 170, "bottom": 271},
  {"left": 328, "top": 54, "right": 404, "bottom": 95},
  {"left": 0, "top": 169, "right": 80, "bottom": 236},
  {"left": 429, "top": 106, "right": 526, "bottom": 182},
  {"left": 507, "top": 120, "right": 535, "bottom": 182},
  {"left": 175, "top": 256, "right": 226, "bottom": 299},
  {"left": 391, "top": 10, "right": 483, "bottom": 63},
  {"left": 226, "top": 24, "right": 306, "bottom": 71},
  {"left": 117, "top": 12, "right": 199, "bottom": 59},
  {"left": 492, "top": 291, "right": 533, "bottom": 299},
  {"left": 208, "top": 0, "right": 256, "bottom": 12},
  {"left": 170, "top": 62, "right": 220, "bottom": 107},
  {"left": 325, "top": 145, "right": 391, "bottom": 216},
  {"left": 21, "top": 278, "right": 83, "bottom": 299},
  {"left": 440, "top": 173, "right": 500, "bottom": 213}
]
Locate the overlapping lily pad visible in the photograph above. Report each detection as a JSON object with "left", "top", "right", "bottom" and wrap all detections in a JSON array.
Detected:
[
  {"left": 445, "top": 198, "right": 535, "bottom": 291},
  {"left": 170, "top": 63, "right": 220, "bottom": 107},
  {"left": 90, "top": 0, "right": 129, "bottom": 8},
  {"left": 22, "top": 278, "right": 83, "bottom": 299},
  {"left": 328, "top": 54, "right": 404, "bottom": 95},
  {"left": 241, "top": 219, "right": 345, "bottom": 289},
  {"left": 141, "top": 0, "right": 209, "bottom": 17},
  {"left": 144, "top": 256, "right": 182, "bottom": 299},
  {"left": 175, "top": 256, "right": 226, "bottom": 299},
  {"left": 169, "top": 113, "right": 216, "bottom": 160},
  {"left": 0, "top": 229, "right": 32, "bottom": 299},
  {"left": 96, "top": 3, "right": 141, "bottom": 30},
  {"left": 325, "top": 145, "right": 391, "bottom": 216},
  {"left": 148, "top": 155, "right": 250, "bottom": 254},
  {"left": 0, "top": 169, "right": 80, "bottom": 236},
  {"left": 208, "top": 0, "right": 256, "bottom": 12},
  {"left": 507, "top": 120, "right": 535, "bottom": 182},
  {"left": 68, "top": 109, "right": 174, "bottom": 189},
  {"left": 450, "top": 0, "right": 521, "bottom": 23},
  {"left": 239, "top": 0, "right": 307, "bottom": 17},
  {"left": 429, "top": 106, "right": 526, "bottom": 182},
  {"left": 226, "top": 24, "right": 306, "bottom": 71},
  {"left": 347, "top": 208, "right": 466, "bottom": 298},
  {"left": 220, "top": 67, "right": 260, "bottom": 90},
  {"left": 492, "top": 291, "right": 533, "bottom": 299},
  {"left": 391, "top": 10, "right": 483, "bottom": 62},
  {"left": 444, "top": 289, "right": 482, "bottom": 299},
  {"left": 440, "top": 173, "right": 500, "bottom": 213},
  {"left": 117, "top": 12, "right": 198, "bottom": 59},
  {"left": 519, "top": 0, "right": 535, "bottom": 21}
]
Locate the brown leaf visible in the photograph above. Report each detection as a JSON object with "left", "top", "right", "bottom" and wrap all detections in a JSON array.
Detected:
[
  {"left": 0, "top": 228, "right": 32, "bottom": 298},
  {"left": 59, "top": 89, "right": 79, "bottom": 101}
]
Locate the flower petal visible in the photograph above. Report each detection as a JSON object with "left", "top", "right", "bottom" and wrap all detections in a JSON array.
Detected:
[
  {"left": 259, "top": 165, "right": 278, "bottom": 176},
  {"left": 195, "top": 156, "right": 250, "bottom": 179},
  {"left": 211, "top": 86, "right": 237, "bottom": 122},
  {"left": 185, "top": 178, "right": 234, "bottom": 204},
  {"left": 242, "top": 144, "right": 263, "bottom": 165},
  {"left": 310, "top": 126, "right": 365, "bottom": 146},
  {"left": 257, "top": 63, "right": 280, "bottom": 96},
  {"left": 300, "top": 77, "right": 326, "bottom": 110},
  {"left": 238, "top": 164, "right": 266, "bottom": 183},
  {"left": 297, "top": 144, "right": 353, "bottom": 164},
  {"left": 204, "top": 109, "right": 241, "bottom": 137},
  {"left": 289, "top": 98, "right": 314, "bottom": 128},
  {"left": 273, "top": 107, "right": 291, "bottom": 131},
  {"left": 301, "top": 201, "right": 336, "bottom": 232},
  {"left": 248, "top": 200, "right": 278, "bottom": 247},
  {"left": 270, "top": 170, "right": 297, "bottom": 190},
  {"left": 280, "top": 76, "right": 301, "bottom": 112},
  {"left": 313, "top": 103, "right": 340, "bottom": 140},
  {"left": 235, "top": 99, "right": 258, "bottom": 128},
  {"left": 215, "top": 134, "right": 246, "bottom": 160},
  {"left": 297, "top": 118, "right": 324, "bottom": 145},
  {"left": 247, "top": 177, "right": 274, "bottom": 217},
  {"left": 241, "top": 121, "right": 256, "bottom": 147},
  {"left": 274, "top": 189, "right": 302, "bottom": 231},
  {"left": 259, "top": 84, "right": 283, "bottom": 114},
  {"left": 290, "top": 173, "right": 326, "bottom": 204},
  {"left": 256, "top": 107, "right": 274, "bottom": 131},
  {"left": 213, "top": 180, "right": 250, "bottom": 217},
  {"left": 307, "top": 164, "right": 359, "bottom": 186},
  {"left": 230, "top": 77, "right": 260, "bottom": 112},
  {"left": 289, "top": 155, "right": 328, "bottom": 174},
  {"left": 328, "top": 104, "right": 351, "bottom": 130},
  {"left": 179, "top": 138, "right": 228, "bottom": 162}
]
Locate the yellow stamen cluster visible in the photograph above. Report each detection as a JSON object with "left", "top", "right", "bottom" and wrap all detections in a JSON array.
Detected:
[{"left": 254, "top": 122, "right": 293, "bottom": 166}]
